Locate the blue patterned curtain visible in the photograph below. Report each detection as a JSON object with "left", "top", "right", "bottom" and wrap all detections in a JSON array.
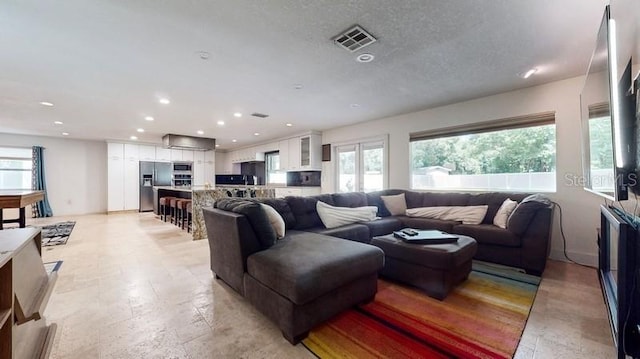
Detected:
[{"left": 32, "top": 146, "right": 53, "bottom": 217}]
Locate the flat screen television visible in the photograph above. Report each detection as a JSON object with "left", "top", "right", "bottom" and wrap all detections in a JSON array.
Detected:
[
  {"left": 580, "top": 6, "right": 636, "bottom": 201},
  {"left": 599, "top": 205, "right": 640, "bottom": 358}
]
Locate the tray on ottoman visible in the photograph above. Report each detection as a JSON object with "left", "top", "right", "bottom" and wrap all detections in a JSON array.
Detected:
[{"left": 371, "top": 233, "right": 477, "bottom": 300}]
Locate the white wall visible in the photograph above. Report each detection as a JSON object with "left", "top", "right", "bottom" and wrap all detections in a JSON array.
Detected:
[
  {"left": 322, "top": 76, "right": 606, "bottom": 265},
  {"left": 0, "top": 133, "right": 107, "bottom": 216}
]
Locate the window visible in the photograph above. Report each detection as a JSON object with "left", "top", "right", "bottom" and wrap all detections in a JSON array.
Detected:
[
  {"left": 410, "top": 112, "right": 556, "bottom": 192},
  {"left": 0, "top": 147, "right": 32, "bottom": 190},
  {"left": 265, "top": 151, "right": 286, "bottom": 185},
  {"left": 336, "top": 138, "right": 386, "bottom": 193}
]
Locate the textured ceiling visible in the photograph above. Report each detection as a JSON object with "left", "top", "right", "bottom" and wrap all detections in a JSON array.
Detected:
[{"left": 0, "top": 0, "right": 607, "bottom": 149}]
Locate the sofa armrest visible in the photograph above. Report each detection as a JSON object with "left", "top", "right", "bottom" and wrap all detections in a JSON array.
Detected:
[
  {"left": 518, "top": 205, "right": 553, "bottom": 275},
  {"left": 203, "top": 208, "right": 262, "bottom": 295}
]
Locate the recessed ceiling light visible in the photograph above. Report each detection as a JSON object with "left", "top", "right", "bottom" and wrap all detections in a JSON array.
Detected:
[
  {"left": 217, "top": 120, "right": 225, "bottom": 126},
  {"left": 356, "top": 53, "right": 375, "bottom": 63},
  {"left": 197, "top": 130, "right": 204, "bottom": 135},
  {"left": 286, "top": 123, "right": 293, "bottom": 127},
  {"left": 233, "top": 112, "right": 242, "bottom": 118},
  {"left": 254, "top": 132, "right": 260, "bottom": 136},
  {"left": 40, "top": 101, "right": 54, "bottom": 107},
  {"left": 130, "top": 136, "right": 138, "bottom": 140},
  {"left": 144, "top": 116, "right": 154, "bottom": 121},
  {"left": 215, "top": 144, "right": 220, "bottom": 147},
  {"left": 54, "top": 121, "right": 63, "bottom": 125},
  {"left": 232, "top": 139, "right": 237, "bottom": 143},
  {"left": 137, "top": 128, "right": 145, "bottom": 133},
  {"left": 62, "top": 132, "right": 69, "bottom": 136},
  {"left": 350, "top": 103, "right": 361, "bottom": 108},
  {"left": 198, "top": 51, "right": 210, "bottom": 60},
  {"left": 520, "top": 68, "right": 538, "bottom": 79},
  {"left": 293, "top": 84, "right": 303, "bottom": 90},
  {"left": 159, "top": 98, "right": 170, "bottom": 105}
]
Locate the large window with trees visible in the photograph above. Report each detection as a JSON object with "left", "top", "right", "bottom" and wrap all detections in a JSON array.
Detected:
[
  {"left": 410, "top": 112, "right": 556, "bottom": 192},
  {"left": 336, "top": 138, "right": 386, "bottom": 193},
  {"left": 0, "top": 147, "right": 32, "bottom": 190}
]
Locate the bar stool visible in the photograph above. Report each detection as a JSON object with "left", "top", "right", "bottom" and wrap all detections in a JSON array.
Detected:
[
  {"left": 170, "top": 198, "right": 180, "bottom": 225},
  {"left": 186, "top": 202, "right": 193, "bottom": 233},
  {"left": 159, "top": 196, "right": 175, "bottom": 222},
  {"left": 176, "top": 199, "right": 192, "bottom": 229}
]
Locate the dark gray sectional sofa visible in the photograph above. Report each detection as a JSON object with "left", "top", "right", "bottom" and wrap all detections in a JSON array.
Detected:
[{"left": 203, "top": 189, "right": 553, "bottom": 344}]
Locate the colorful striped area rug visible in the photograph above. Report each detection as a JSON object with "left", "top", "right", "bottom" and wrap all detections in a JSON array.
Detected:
[{"left": 303, "top": 262, "right": 540, "bottom": 359}]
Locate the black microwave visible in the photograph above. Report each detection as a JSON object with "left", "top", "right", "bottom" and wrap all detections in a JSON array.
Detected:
[{"left": 173, "top": 162, "right": 192, "bottom": 172}]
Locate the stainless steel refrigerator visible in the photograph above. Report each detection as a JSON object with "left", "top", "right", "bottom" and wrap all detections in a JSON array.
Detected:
[{"left": 139, "top": 161, "right": 172, "bottom": 212}]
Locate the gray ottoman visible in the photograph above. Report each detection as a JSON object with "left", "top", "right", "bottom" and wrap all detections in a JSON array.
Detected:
[{"left": 371, "top": 234, "right": 477, "bottom": 300}]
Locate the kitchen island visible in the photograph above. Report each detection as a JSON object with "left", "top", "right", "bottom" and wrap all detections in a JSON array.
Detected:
[{"left": 153, "top": 186, "right": 276, "bottom": 240}]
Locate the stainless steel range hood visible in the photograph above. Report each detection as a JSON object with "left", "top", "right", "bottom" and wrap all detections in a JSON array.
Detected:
[{"left": 162, "top": 134, "right": 216, "bottom": 151}]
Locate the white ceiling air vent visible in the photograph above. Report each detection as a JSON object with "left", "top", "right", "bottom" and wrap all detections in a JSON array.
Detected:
[
  {"left": 251, "top": 113, "right": 269, "bottom": 118},
  {"left": 333, "top": 25, "right": 377, "bottom": 52}
]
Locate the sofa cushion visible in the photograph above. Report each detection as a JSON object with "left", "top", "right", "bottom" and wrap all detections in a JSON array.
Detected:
[
  {"left": 215, "top": 198, "right": 277, "bottom": 249},
  {"left": 316, "top": 201, "right": 378, "bottom": 229},
  {"left": 404, "top": 191, "right": 424, "bottom": 209},
  {"left": 307, "top": 223, "right": 371, "bottom": 243},
  {"left": 360, "top": 217, "right": 403, "bottom": 237},
  {"left": 467, "top": 192, "right": 530, "bottom": 224},
  {"left": 260, "top": 203, "right": 285, "bottom": 238},
  {"left": 256, "top": 198, "right": 297, "bottom": 230},
  {"left": 396, "top": 216, "right": 458, "bottom": 233},
  {"left": 421, "top": 192, "right": 470, "bottom": 207},
  {"left": 507, "top": 195, "right": 552, "bottom": 236},
  {"left": 493, "top": 198, "right": 518, "bottom": 229},
  {"left": 332, "top": 192, "right": 368, "bottom": 208},
  {"left": 380, "top": 193, "right": 407, "bottom": 216},
  {"left": 452, "top": 224, "right": 521, "bottom": 247},
  {"left": 406, "top": 206, "right": 488, "bottom": 225},
  {"left": 286, "top": 194, "right": 335, "bottom": 230},
  {"left": 246, "top": 231, "right": 384, "bottom": 305},
  {"left": 366, "top": 189, "right": 406, "bottom": 217}
]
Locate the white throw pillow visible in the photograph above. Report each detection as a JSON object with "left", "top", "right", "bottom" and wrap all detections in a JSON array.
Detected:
[
  {"left": 493, "top": 198, "right": 518, "bottom": 229},
  {"left": 405, "top": 205, "right": 488, "bottom": 225},
  {"left": 316, "top": 201, "right": 378, "bottom": 229},
  {"left": 260, "top": 203, "right": 285, "bottom": 239},
  {"left": 380, "top": 193, "right": 407, "bottom": 216}
]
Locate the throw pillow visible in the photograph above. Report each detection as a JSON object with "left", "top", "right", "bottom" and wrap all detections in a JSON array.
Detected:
[
  {"left": 493, "top": 198, "right": 518, "bottom": 229},
  {"left": 260, "top": 203, "right": 285, "bottom": 239},
  {"left": 215, "top": 198, "right": 277, "bottom": 249},
  {"left": 380, "top": 193, "right": 407, "bottom": 216},
  {"left": 316, "top": 201, "right": 378, "bottom": 229},
  {"left": 405, "top": 205, "right": 489, "bottom": 225}
]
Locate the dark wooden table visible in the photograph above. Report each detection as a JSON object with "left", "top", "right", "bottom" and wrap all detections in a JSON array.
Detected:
[{"left": 0, "top": 190, "right": 45, "bottom": 229}]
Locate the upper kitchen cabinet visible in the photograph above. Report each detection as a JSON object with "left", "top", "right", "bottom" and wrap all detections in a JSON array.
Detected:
[
  {"left": 204, "top": 150, "right": 215, "bottom": 184},
  {"left": 170, "top": 149, "right": 183, "bottom": 161},
  {"left": 192, "top": 151, "right": 205, "bottom": 186},
  {"left": 182, "top": 150, "right": 194, "bottom": 162},
  {"left": 283, "top": 133, "right": 321, "bottom": 171},
  {"left": 155, "top": 147, "right": 171, "bottom": 162},
  {"left": 139, "top": 145, "right": 156, "bottom": 161},
  {"left": 230, "top": 147, "right": 265, "bottom": 163},
  {"left": 278, "top": 140, "right": 290, "bottom": 170}
]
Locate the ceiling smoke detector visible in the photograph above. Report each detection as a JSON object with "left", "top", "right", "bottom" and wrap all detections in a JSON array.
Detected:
[
  {"left": 333, "top": 25, "right": 377, "bottom": 52},
  {"left": 251, "top": 113, "right": 269, "bottom": 118}
]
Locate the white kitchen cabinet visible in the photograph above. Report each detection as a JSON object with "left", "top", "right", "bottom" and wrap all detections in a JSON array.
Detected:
[
  {"left": 170, "top": 149, "right": 183, "bottom": 161},
  {"left": 215, "top": 152, "right": 232, "bottom": 174},
  {"left": 124, "top": 144, "right": 139, "bottom": 160},
  {"left": 279, "top": 140, "right": 290, "bottom": 170},
  {"left": 123, "top": 155, "right": 139, "bottom": 210},
  {"left": 139, "top": 145, "right": 156, "bottom": 161},
  {"left": 288, "top": 138, "right": 301, "bottom": 170},
  {"left": 204, "top": 150, "right": 215, "bottom": 184},
  {"left": 192, "top": 151, "right": 205, "bottom": 186},
  {"left": 155, "top": 147, "right": 171, "bottom": 162},
  {"left": 300, "top": 134, "right": 322, "bottom": 170},
  {"left": 182, "top": 150, "right": 194, "bottom": 162},
  {"left": 301, "top": 187, "right": 322, "bottom": 196},
  {"left": 274, "top": 187, "right": 321, "bottom": 198},
  {"left": 107, "top": 143, "right": 125, "bottom": 212}
]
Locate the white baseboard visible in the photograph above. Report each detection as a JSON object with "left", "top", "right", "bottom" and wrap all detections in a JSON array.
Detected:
[{"left": 549, "top": 249, "right": 598, "bottom": 267}]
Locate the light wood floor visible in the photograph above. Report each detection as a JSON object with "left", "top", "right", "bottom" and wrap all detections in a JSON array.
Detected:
[{"left": 27, "top": 212, "right": 615, "bottom": 358}]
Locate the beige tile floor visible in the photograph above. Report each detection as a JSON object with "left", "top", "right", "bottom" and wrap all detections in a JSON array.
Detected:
[{"left": 27, "top": 212, "right": 616, "bottom": 358}]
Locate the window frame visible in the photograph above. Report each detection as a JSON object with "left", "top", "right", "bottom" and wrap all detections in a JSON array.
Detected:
[
  {"left": 333, "top": 135, "right": 388, "bottom": 193},
  {"left": 409, "top": 112, "right": 556, "bottom": 193},
  {"left": 0, "top": 146, "right": 33, "bottom": 190},
  {"left": 264, "top": 150, "right": 286, "bottom": 185}
]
